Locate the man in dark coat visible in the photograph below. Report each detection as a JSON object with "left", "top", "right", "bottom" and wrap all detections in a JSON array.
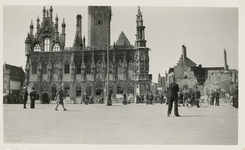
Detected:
[
  {"left": 193, "top": 86, "right": 201, "bottom": 108},
  {"left": 55, "top": 87, "right": 67, "bottom": 111},
  {"left": 167, "top": 77, "right": 180, "bottom": 117},
  {"left": 30, "top": 87, "right": 36, "bottom": 109},
  {"left": 210, "top": 90, "right": 215, "bottom": 105},
  {"left": 21, "top": 87, "right": 28, "bottom": 109},
  {"left": 231, "top": 85, "right": 238, "bottom": 108},
  {"left": 215, "top": 89, "right": 220, "bottom": 106}
]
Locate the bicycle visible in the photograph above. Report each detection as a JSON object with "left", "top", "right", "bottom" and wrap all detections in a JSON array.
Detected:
[
  {"left": 186, "top": 97, "right": 209, "bottom": 108},
  {"left": 220, "top": 96, "right": 233, "bottom": 106}
]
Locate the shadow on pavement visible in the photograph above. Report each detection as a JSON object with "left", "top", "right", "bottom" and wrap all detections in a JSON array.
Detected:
[{"left": 180, "top": 115, "right": 208, "bottom": 117}]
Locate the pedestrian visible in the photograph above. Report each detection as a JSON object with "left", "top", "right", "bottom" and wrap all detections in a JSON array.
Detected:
[
  {"left": 167, "top": 77, "right": 180, "bottom": 117},
  {"left": 183, "top": 90, "right": 188, "bottom": 106},
  {"left": 214, "top": 89, "right": 220, "bottom": 106},
  {"left": 30, "top": 87, "right": 36, "bottom": 109},
  {"left": 55, "top": 87, "right": 67, "bottom": 111},
  {"left": 20, "top": 87, "right": 28, "bottom": 109},
  {"left": 136, "top": 93, "right": 140, "bottom": 104},
  {"left": 193, "top": 86, "right": 201, "bottom": 108},
  {"left": 210, "top": 90, "right": 215, "bottom": 105},
  {"left": 178, "top": 90, "right": 183, "bottom": 106},
  {"left": 122, "top": 91, "right": 127, "bottom": 105}
]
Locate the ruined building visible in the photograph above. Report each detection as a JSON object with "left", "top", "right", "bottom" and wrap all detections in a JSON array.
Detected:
[
  {"left": 24, "top": 6, "right": 152, "bottom": 103},
  {"left": 158, "top": 45, "right": 238, "bottom": 95}
]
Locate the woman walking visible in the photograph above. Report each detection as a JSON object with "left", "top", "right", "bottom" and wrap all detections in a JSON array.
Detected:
[{"left": 55, "top": 87, "right": 67, "bottom": 111}]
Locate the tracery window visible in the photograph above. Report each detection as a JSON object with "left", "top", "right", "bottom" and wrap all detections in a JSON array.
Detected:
[
  {"left": 32, "top": 62, "right": 38, "bottom": 74},
  {"left": 76, "top": 85, "right": 82, "bottom": 97},
  {"left": 44, "top": 38, "right": 50, "bottom": 51},
  {"left": 86, "top": 62, "right": 91, "bottom": 74},
  {"left": 76, "top": 63, "right": 81, "bottom": 74},
  {"left": 128, "top": 83, "right": 134, "bottom": 94},
  {"left": 34, "top": 44, "right": 41, "bottom": 51},
  {"left": 53, "top": 62, "right": 59, "bottom": 74},
  {"left": 117, "top": 84, "right": 124, "bottom": 94},
  {"left": 64, "top": 62, "right": 70, "bottom": 74},
  {"left": 52, "top": 43, "right": 60, "bottom": 51},
  {"left": 42, "top": 61, "right": 48, "bottom": 74}
]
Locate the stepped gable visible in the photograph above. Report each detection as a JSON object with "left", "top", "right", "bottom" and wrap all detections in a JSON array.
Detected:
[
  {"left": 176, "top": 55, "right": 196, "bottom": 67},
  {"left": 115, "top": 31, "right": 131, "bottom": 46}
]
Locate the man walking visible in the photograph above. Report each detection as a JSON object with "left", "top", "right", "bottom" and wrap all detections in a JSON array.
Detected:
[
  {"left": 55, "top": 87, "right": 67, "bottom": 111},
  {"left": 167, "top": 77, "right": 180, "bottom": 117},
  {"left": 215, "top": 89, "right": 220, "bottom": 106},
  {"left": 194, "top": 86, "right": 201, "bottom": 108}
]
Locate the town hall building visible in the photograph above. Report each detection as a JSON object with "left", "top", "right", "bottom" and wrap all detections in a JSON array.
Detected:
[{"left": 24, "top": 6, "right": 152, "bottom": 103}]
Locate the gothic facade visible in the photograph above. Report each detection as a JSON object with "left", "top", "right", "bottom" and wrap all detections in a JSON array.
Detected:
[{"left": 24, "top": 6, "right": 152, "bottom": 103}]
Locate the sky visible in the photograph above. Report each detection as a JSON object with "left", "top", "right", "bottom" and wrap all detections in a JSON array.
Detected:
[{"left": 2, "top": 3, "right": 239, "bottom": 83}]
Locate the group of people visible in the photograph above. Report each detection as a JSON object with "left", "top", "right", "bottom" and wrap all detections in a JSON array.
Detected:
[
  {"left": 209, "top": 89, "right": 221, "bottom": 106},
  {"left": 178, "top": 86, "right": 202, "bottom": 108},
  {"left": 19, "top": 86, "right": 37, "bottom": 109}
]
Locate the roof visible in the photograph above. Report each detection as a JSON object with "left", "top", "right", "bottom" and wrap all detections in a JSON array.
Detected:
[
  {"left": 3, "top": 64, "right": 25, "bottom": 80},
  {"left": 115, "top": 31, "right": 131, "bottom": 46}
]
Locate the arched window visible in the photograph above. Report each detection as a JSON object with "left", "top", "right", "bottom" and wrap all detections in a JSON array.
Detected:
[
  {"left": 86, "top": 85, "right": 92, "bottom": 96},
  {"left": 32, "top": 62, "right": 38, "bottom": 74},
  {"left": 64, "top": 83, "right": 70, "bottom": 97},
  {"left": 96, "top": 13, "right": 102, "bottom": 25},
  {"left": 86, "top": 62, "right": 91, "bottom": 74},
  {"left": 53, "top": 62, "right": 59, "bottom": 74},
  {"left": 64, "top": 62, "right": 70, "bottom": 74},
  {"left": 76, "top": 84, "right": 81, "bottom": 97},
  {"left": 42, "top": 61, "right": 48, "bottom": 74},
  {"left": 117, "top": 84, "right": 124, "bottom": 94},
  {"left": 52, "top": 43, "right": 60, "bottom": 51},
  {"left": 128, "top": 83, "right": 134, "bottom": 94},
  {"left": 44, "top": 38, "right": 50, "bottom": 51},
  {"left": 34, "top": 44, "right": 41, "bottom": 51}
]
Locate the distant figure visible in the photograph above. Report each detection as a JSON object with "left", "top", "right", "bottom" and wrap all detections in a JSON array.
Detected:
[
  {"left": 55, "top": 87, "right": 67, "bottom": 111},
  {"left": 136, "top": 93, "right": 140, "bottom": 104},
  {"left": 30, "top": 87, "right": 37, "bottom": 109},
  {"left": 193, "top": 86, "right": 201, "bottom": 108},
  {"left": 183, "top": 90, "right": 188, "bottom": 106},
  {"left": 122, "top": 91, "right": 127, "bottom": 105},
  {"left": 214, "top": 89, "right": 220, "bottom": 106},
  {"left": 167, "top": 78, "right": 180, "bottom": 117},
  {"left": 20, "top": 87, "right": 28, "bottom": 109},
  {"left": 178, "top": 90, "right": 183, "bottom": 105},
  {"left": 210, "top": 90, "right": 215, "bottom": 105}
]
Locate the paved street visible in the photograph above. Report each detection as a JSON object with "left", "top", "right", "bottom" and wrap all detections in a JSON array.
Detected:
[{"left": 3, "top": 102, "right": 238, "bottom": 145}]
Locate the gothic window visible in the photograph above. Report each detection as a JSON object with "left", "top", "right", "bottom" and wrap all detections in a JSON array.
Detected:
[
  {"left": 51, "top": 84, "right": 57, "bottom": 100},
  {"left": 129, "top": 60, "right": 133, "bottom": 70},
  {"left": 32, "top": 62, "right": 38, "bottom": 74},
  {"left": 34, "top": 44, "right": 41, "bottom": 51},
  {"left": 86, "top": 85, "right": 92, "bottom": 96},
  {"left": 42, "top": 61, "right": 48, "bottom": 74},
  {"left": 52, "top": 43, "right": 60, "bottom": 51},
  {"left": 117, "top": 84, "right": 124, "bottom": 94},
  {"left": 64, "top": 62, "right": 70, "bottom": 74},
  {"left": 96, "top": 13, "right": 102, "bottom": 25},
  {"left": 53, "top": 62, "right": 59, "bottom": 74},
  {"left": 117, "top": 60, "right": 123, "bottom": 74},
  {"left": 86, "top": 62, "right": 91, "bottom": 74},
  {"left": 64, "top": 84, "right": 70, "bottom": 96},
  {"left": 128, "top": 83, "right": 134, "bottom": 94},
  {"left": 76, "top": 63, "right": 81, "bottom": 74},
  {"left": 76, "top": 84, "right": 81, "bottom": 97},
  {"left": 44, "top": 38, "right": 50, "bottom": 51}
]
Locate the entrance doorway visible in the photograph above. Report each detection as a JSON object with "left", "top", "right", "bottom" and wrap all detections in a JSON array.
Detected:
[{"left": 41, "top": 93, "right": 49, "bottom": 104}]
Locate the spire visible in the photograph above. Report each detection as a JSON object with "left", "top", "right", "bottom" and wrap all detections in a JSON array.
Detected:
[
  {"left": 43, "top": 6, "right": 46, "bottom": 17},
  {"left": 29, "top": 20, "right": 34, "bottom": 35},
  {"left": 49, "top": 6, "right": 53, "bottom": 18},
  {"left": 135, "top": 6, "right": 146, "bottom": 47}
]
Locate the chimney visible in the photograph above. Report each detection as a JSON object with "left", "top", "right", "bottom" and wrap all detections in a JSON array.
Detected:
[
  {"left": 224, "top": 49, "right": 229, "bottom": 71},
  {"left": 182, "top": 45, "right": 187, "bottom": 67}
]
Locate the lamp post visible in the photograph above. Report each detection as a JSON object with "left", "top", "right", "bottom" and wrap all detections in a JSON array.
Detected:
[{"left": 106, "top": 30, "right": 112, "bottom": 106}]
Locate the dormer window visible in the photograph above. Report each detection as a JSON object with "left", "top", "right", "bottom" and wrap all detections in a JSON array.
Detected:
[
  {"left": 44, "top": 38, "right": 50, "bottom": 51},
  {"left": 53, "top": 43, "right": 60, "bottom": 51},
  {"left": 34, "top": 44, "right": 41, "bottom": 51}
]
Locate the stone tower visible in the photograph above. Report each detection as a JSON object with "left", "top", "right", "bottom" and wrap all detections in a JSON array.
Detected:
[{"left": 87, "top": 6, "right": 112, "bottom": 50}]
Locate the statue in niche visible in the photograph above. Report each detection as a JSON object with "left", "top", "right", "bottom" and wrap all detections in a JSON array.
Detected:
[
  {"left": 96, "top": 61, "right": 102, "bottom": 73},
  {"left": 117, "top": 60, "right": 123, "bottom": 74}
]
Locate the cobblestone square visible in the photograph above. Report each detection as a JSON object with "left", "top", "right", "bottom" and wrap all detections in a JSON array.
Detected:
[{"left": 3, "top": 102, "right": 238, "bottom": 145}]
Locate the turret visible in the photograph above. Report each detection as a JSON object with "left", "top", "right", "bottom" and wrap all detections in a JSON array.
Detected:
[
  {"left": 43, "top": 6, "right": 46, "bottom": 17},
  {"left": 29, "top": 20, "right": 34, "bottom": 36},
  {"left": 60, "top": 18, "right": 66, "bottom": 47},
  {"left": 135, "top": 6, "right": 146, "bottom": 48},
  {"left": 25, "top": 33, "right": 31, "bottom": 55},
  {"left": 49, "top": 6, "right": 53, "bottom": 20}
]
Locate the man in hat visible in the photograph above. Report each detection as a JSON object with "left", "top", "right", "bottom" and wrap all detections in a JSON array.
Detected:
[
  {"left": 167, "top": 77, "right": 180, "bottom": 117},
  {"left": 30, "top": 87, "right": 37, "bottom": 109}
]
